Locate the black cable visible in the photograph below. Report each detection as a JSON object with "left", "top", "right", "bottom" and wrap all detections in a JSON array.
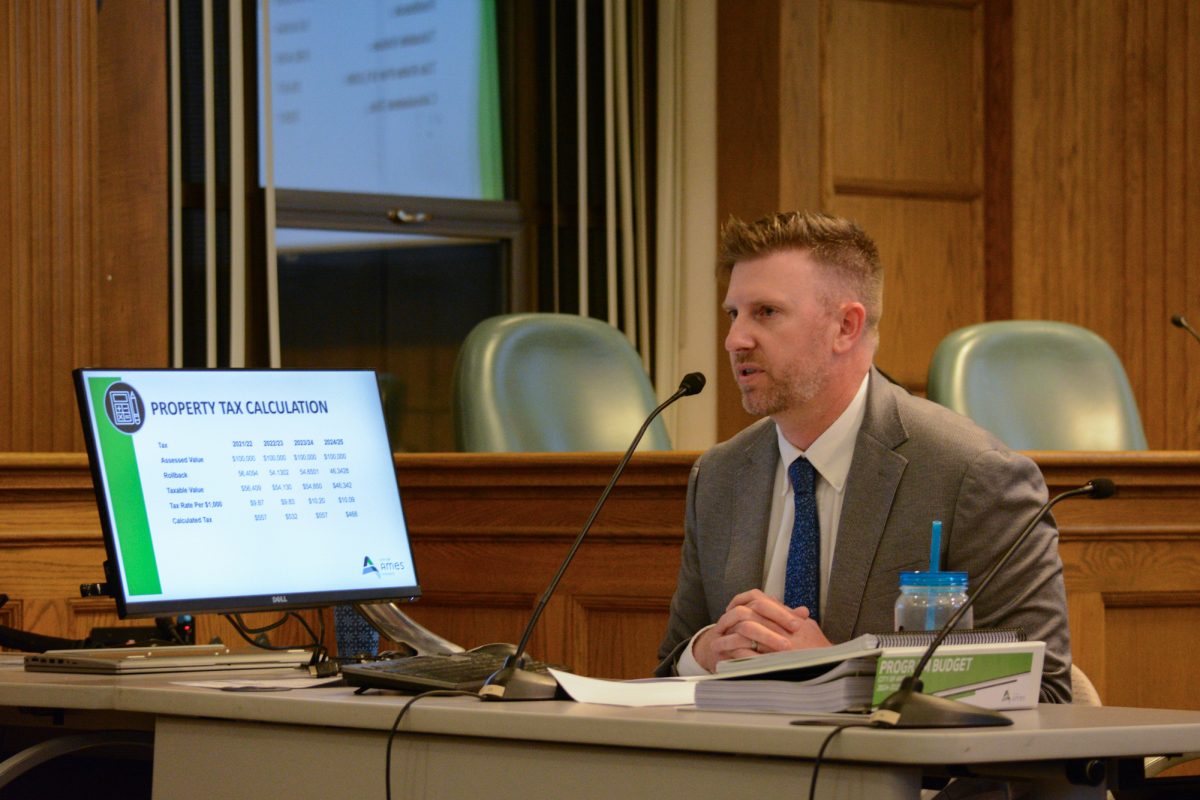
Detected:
[
  {"left": 288, "top": 611, "right": 323, "bottom": 651},
  {"left": 223, "top": 613, "right": 319, "bottom": 654},
  {"left": 228, "top": 612, "right": 291, "bottom": 635},
  {"left": 808, "top": 724, "right": 855, "bottom": 800},
  {"left": 224, "top": 611, "right": 334, "bottom": 673},
  {"left": 289, "top": 610, "right": 330, "bottom": 667},
  {"left": 223, "top": 614, "right": 290, "bottom": 650},
  {"left": 385, "top": 690, "right": 477, "bottom": 800}
]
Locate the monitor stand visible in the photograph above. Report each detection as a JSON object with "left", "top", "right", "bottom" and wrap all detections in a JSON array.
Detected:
[{"left": 355, "top": 602, "right": 464, "bottom": 656}]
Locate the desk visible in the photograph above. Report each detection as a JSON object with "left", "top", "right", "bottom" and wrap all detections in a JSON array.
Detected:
[{"left": 2, "top": 665, "right": 1200, "bottom": 799}]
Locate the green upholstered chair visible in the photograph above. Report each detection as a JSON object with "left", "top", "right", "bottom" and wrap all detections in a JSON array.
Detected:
[
  {"left": 453, "top": 313, "right": 671, "bottom": 452},
  {"left": 926, "top": 320, "right": 1148, "bottom": 451}
]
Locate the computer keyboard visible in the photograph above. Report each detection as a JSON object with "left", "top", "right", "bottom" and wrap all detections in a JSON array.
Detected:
[{"left": 340, "top": 651, "right": 557, "bottom": 693}]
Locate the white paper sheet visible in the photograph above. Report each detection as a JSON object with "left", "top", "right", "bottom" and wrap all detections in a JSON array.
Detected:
[{"left": 549, "top": 668, "right": 702, "bottom": 707}]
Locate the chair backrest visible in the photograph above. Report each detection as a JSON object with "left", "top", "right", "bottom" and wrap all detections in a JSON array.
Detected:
[
  {"left": 453, "top": 313, "right": 671, "bottom": 452},
  {"left": 927, "top": 320, "right": 1148, "bottom": 450},
  {"left": 1070, "top": 664, "right": 1102, "bottom": 706}
]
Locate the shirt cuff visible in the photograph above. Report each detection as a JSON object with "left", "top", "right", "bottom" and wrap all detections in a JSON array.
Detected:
[{"left": 675, "top": 624, "right": 715, "bottom": 677}]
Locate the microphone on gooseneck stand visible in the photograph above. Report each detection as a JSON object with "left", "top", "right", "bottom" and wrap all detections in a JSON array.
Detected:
[
  {"left": 478, "top": 372, "right": 707, "bottom": 701},
  {"left": 1171, "top": 314, "right": 1200, "bottom": 346},
  {"left": 871, "top": 478, "right": 1116, "bottom": 728}
]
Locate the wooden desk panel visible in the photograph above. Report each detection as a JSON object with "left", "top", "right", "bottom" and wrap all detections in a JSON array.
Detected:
[
  {"left": 1035, "top": 453, "right": 1200, "bottom": 710},
  {"left": 2, "top": 451, "right": 1198, "bottom": 707}
]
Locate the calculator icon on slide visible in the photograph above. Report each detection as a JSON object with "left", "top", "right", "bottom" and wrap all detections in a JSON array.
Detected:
[{"left": 109, "top": 390, "right": 142, "bottom": 427}]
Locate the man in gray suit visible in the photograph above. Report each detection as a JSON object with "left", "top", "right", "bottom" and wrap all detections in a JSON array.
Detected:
[{"left": 656, "top": 211, "right": 1071, "bottom": 703}]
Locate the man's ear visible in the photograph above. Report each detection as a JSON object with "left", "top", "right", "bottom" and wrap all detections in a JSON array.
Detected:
[{"left": 832, "top": 302, "right": 867, "bottom": 353}]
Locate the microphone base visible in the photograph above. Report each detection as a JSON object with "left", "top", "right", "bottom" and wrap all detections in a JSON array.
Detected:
[
  {"left": 871, "top": 685, "right": 1013, "bottom": 729},
  {"left": 478, "top": 665, "right": 561, "bottom": 702}
]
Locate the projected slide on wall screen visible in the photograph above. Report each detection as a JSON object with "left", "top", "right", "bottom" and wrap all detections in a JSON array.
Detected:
[
  {"left": 260, "top": 0, "right": 503, "bottom": 200},
  {"left": 74, "top": 369, "right": 420, "bottom": 618}
]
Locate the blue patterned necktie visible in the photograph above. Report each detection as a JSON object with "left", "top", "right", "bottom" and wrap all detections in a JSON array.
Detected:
[{"left": 784, "top": 456, "right": 820, "bottom": 621}]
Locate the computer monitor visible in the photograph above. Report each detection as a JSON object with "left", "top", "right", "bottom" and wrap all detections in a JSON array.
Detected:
[{"left": 73, "top": 368, "right": 420, "bottom": 618}]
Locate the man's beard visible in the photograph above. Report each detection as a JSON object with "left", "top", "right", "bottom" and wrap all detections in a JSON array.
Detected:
[{"left": 738, "top": 360, "right": 827, "bottom": 417}]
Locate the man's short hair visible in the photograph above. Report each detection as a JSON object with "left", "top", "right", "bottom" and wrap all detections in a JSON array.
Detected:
[{"left": 718, "top": 210, "right": 884, "bottom": 331}]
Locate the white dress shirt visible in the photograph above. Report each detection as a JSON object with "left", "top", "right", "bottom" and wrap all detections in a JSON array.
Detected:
[{"left": 676, "top": 372, "right": 870, "bottom": 675}]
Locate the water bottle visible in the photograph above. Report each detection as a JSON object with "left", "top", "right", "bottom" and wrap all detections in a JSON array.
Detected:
[{"left": 893, "top": 571, "right": 972, "bottom": 632}]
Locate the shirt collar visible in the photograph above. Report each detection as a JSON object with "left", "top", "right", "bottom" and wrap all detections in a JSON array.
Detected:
[{"left": 775, "top": 371, "right": 870, "bottom": 493}]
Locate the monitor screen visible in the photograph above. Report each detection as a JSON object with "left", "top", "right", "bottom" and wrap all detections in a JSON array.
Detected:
[
  {"left": 73, "top": 369, "right": 420, "bottom": 618},
  {"left": 259, "top": 0, "right": 504, "bottom": 200}
]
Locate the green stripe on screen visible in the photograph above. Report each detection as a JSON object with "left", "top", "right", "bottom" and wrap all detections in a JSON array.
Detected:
[
  {"left": 478, "top": 0, "right": 504, "bottom": 200},
  {"left": 88, "top": 376, "right": 162, "bottom": 595}
]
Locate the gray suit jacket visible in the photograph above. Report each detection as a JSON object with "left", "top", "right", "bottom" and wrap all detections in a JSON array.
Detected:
[{"left": 656, "top": 367, "right": 1072, "bottom": 703}]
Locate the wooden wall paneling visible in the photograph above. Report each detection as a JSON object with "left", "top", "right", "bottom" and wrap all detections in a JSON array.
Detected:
[
  {"left": 1042, "top": 450, "right": 1200, "bottom": 706},
  {"left": 1012, "top": 1, "right": 1200, "bottom": 449},
  {"left": 826, "top": 0, "right": 981, "bottom": 194},
  {"left": 0, "top": 3, "right": 10, "bottom": 386},
  {"left": 394, "top": 454, "right": 692, "bottom": 676},
  {"left": 982, "top": 0, "right": 1013, "bottom": 321},
  {"left": 1134, "top": 1, "right": 1166, "bottom": 453},
  {"left": 1, "top": 2, "right": 97, "bottom": 452},
  {"left": 716, "top": 0, "right": 783, "bottom": 225},
  {"left": 831, "top": 196, "right": 983, "bottom": 391},
  {"left": 48, "top": 1, "right": 94, "bottom": 453},
  {"left": 1101, "top": 593, "right": 1200, "bottom": 711},
  {"left": 0, "top": 455, "right": 114, "bottom": 651},
  {"left": 0, "top": 1, "right": 167, "bottom": 453},
  {"left": 93, "top": 0, "right": 170, "bottom": 374},
  {"left": 3, "top": 4, "right": 37, "bottom": 451},
  {"left": 1165, "top": 0, "right": 1198, "bottom": 450},
  {"left": 401, "top": 453, "right": 690, "bottom": 678},
  {"left": 720, "top": 0, "right": 1200, "bottom": 444},
  {"left": 716, "top": 0, "right": 783, "bottom": 442},
  {"left": 397, "top": 591, "right": 544, "bottom": 660},
  {"left": 823, "top": 0, "right": 984, "bottom": 394},
  {"left": 69, "top": 597, "right": 133, "bottom": 640},
  {"left": 0, "top": 543, "right": 112, "bottom": 648},
  {"left": 572, "top": 594, "right": 671, "bottom": 680},
  {"left": 0, "top": 599, "right": 21, "bottom": 633},
  {"left": 778, "top": 0, "right": 822, "bottom": 215},
  {"left": 1065, "top": 589, "right": 1107, "bottom": 701},
  {"left": 1120, "top": 0, "right": 1177, "bottom": 453},
  {"left": 1188, "top": 0, "right": 1200, "bottom": 449},
  {"left": 1012, "top": 2, "right": 1126, "bottom": 335}
]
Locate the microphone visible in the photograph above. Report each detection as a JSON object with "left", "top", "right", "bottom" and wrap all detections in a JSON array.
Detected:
[
  {"left": 871, "top": 478, "right": 1115, "bottom": 728},
  {"left": 1171, "top": 314, "right": 1200, "bottom": 345},
  {"left": 479, "top": 372, "right": 707, "bottom": 700}
]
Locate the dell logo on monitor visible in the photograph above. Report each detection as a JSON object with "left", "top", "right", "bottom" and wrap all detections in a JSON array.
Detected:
[{"left": 271, "top": 595, "right": 288, "bottom": 604}]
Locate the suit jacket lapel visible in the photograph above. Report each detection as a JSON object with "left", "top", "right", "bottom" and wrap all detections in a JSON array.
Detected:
[
  {"left": 723, "top": 419, "right": 778, "bottom": 597},
  {"left": 824, "top": 368, "right": 910, "bottom": 642}
]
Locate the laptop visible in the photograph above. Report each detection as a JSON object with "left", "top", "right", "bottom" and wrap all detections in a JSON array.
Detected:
[{"left": 25, "top": 644, "right": 311, "bottom": 675}]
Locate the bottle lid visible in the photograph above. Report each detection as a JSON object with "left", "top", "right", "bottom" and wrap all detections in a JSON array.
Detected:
[{"left": 898, "top": 570, "right": 968, "bottom": 587}]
